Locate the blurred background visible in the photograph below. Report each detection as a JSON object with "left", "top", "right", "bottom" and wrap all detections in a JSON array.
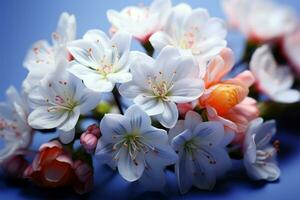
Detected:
[{"left": 0, "top": 0, "right": 300, "bottom": 199}]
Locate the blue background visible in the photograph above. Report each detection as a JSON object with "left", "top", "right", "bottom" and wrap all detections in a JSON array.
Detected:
[{"left": 1, "top": 0, "right": 300, "bottom": 199}]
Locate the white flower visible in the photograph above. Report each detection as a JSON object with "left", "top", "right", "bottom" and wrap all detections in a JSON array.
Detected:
[
  {"left": 283, "top": 28, "right": 300, "bottom": 75},
  {"left": 243, "top": 118, "right": 280, "bottom": 181},
  {"left": 107, "top": 0, "right": 172, "bottom": 42},
  {"left": 119, "top": 46, "right": 204, "bottom": 128},
  {"left": 51, "top": 12, "right": 76, "bottom": 47},
  {"left": 169, "top": 111, "right": 232, "bottom": 194},
  {"left": 23, "top": 12, "right": 76, "bottom": 93},
  {"left": 67, "top": 30, "right": 132, "bottom": 92},
  {"left": 96, "top": 105, "right": 177, "bottom": 191},
  {"left": 250, "top": 45, "right": 300, "bottom": 103},
  {"left": 222, "top": 0, "right": 297, "bottom": 42},
  {"left": 27, "top": 58, "right": 101, "bottom": 144},
  {"left": 0, "top": 86, "right": 32, "bottom": 163},
  {"left": 149, "top": 3, "right": 227, "bottom": 68}
]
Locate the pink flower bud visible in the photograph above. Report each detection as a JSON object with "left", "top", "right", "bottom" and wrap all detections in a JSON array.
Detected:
[
  {"left": 80, "top": 124, "right": 101, "bottom": 153},
  {"left": 86, "top": 124, "right": 101, "bottom": 138},
  {"left": 80, "top": 133, "right": 98, "bottom": 153},
  {"left": 3, "top": 155, "right": 29, "bottom": 178},
  {"left": 73, "top": 160, "right": 93, "bottom": 194}
]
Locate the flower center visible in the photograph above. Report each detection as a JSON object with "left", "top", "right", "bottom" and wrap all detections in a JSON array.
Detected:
[
  {"left": 96, "top": 64, "right": 114, "bottom": 76},
  {"left": 46, "top": 81, "right": 78, "bottom": 112},
  {"left": 180, "top": 32, "right": 196, "bottom": 50},
  {"left": 152, "top": 81, "right": 169, "bottom": 99},
  {"left": 94, "top": 46, "right": 119, "bottom": 78},
  {"left": 112, "top": 130, "right": 156, "bottom": 162},
  {"left": 183, "top": 139, "right": 198, "bottom": 154},
  {"left": 147, "top": 71, "right": 176, "bottom": 101},
  {"left": 204, "top": 83, "right": 247, "bottom": 115},
  {"left": 183, "top": 139, "right": 217, "bottom": 165}
]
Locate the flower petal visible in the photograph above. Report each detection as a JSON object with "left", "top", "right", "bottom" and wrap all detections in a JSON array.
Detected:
[
  {"left": 133, "top": 94, "right": 164, "bottom": 116},
  {"left": 155, "top": 101, "right": 178, "bottom": 128},
  {"left": 149, "top": 32, "right": 173, "bottom": 51},
  {"left": 117, "top": 147, "right": 145, "bottom": 182},
  {"left": 125, "top": 105, "right": 151, "bottom": 131},
  {"left": 67, "top": 40, "right": 102, "bottom": 68},
  {"left": 58, "top": 128, "right": 75, "bottom": 144},
  {"left": 28, "top": 107, "right": 68, "bottom": 130},
  {"left": 169, "top": 78, "right": 204, "bottom": 103},
  {"left": 175, "top": 151, "right": 194, "bottom": 194},
  {"left": 100, "top": 113, "right": 130, "bottom": 143},
  {"left": 58, "top": 106, "right": 80, "bottom": 132},
  {"left": 183, "top": 111, "right": 203, "bottom": 131},
  {"left": 111, "top": 31, "right": 132, "bottom": 55}
]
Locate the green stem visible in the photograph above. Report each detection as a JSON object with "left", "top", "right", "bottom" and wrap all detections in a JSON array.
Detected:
[{"left": 112, "top": 87, "right": 124, "bottom": 115}]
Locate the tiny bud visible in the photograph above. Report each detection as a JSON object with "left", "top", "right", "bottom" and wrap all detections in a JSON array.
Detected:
[
  {"left": 73, "top": 160, "right": 93, "bottom": 194},
  {"left": 3, "top": 155, "right": 29, "bottom": 178},
  {"left": 86, "top": 124, "right": 101, "bottom": 138},
  {"left": 80, "top": 132, "right": 98, "bottom": 153}
]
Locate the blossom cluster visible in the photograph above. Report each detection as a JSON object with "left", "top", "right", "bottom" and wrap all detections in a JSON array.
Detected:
[{"left": 0, "top": 0, "right": 299, "bottom": 195}]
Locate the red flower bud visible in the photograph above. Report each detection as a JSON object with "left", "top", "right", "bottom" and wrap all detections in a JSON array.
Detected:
[
  {"left": 3, "top": 155, "right": 28, "bottom": 178},
  {"left": 24, "top": 141, "right": 75, "bottom": 188},
  {"left": 73, "top": 160, "right": 93, "bottom": 194}
]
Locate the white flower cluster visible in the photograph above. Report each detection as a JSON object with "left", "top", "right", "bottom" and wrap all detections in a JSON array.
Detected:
[{"left": 2, "top": 0, "right": 299, "bottom": 195}]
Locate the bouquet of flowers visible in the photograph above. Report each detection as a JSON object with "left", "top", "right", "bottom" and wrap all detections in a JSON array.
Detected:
[{"left": 0, "top": 0, "right": 299, "bottom": 195}]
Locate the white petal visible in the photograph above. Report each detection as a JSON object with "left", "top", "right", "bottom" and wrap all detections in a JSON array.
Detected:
[
  {"left": 100, "top": 113, "right": 130, "bottom": 143},
  {"left": 149, "top": 32, "right": 173, "bottom": 51},
  {"left": 58, "top": 106, "right": 80, "bottom": 131},
  {"left": 95, "top": 140, "right": 117, "bottom": 169},
  {"left": 184, "top": 111, "right": 203, "bottom": 131},
  {"left": 125, "top": 105, "right": 151, "bottom": 131},
  {"left": 68, "top": 63, "right": 114, "bottom": 92},
  {"left": 83, "top": 29, "right": 111, "bottom": 49},
  {"left": 171, "top": 129, "right": 193, "bottom": 151},
  {"left": 254, "top": 120, "right": 276, "bottom": 149},
  {"left": 142, "top": 127, "right": 168, "bottom": 145},
  {"left": 193, "top": 153, "right": 217, "bottom": 190},
  {"left": 145, "top": 142, "right": 178, "bottom": 166},
  {"left": 119, "top": 83, "right": 147, "bottom": 99},
  {"left": 169, "top": 78, "right": 204, "bottom": 103},
  {"left": 67, "top": 40, "right": 102, "bottom": 68},
  {"left": 117, "top": 148, "right": 145, "bottom": 182},
  {"left": 134, "top": 94, "right": 164, "bottom": 116},
  {"left": 156, "top": 101, "right": 178, "bottom": 128},
  {"left": 168, "top": 120, "right": 185, "bottom": 142},
  {"left": 53, "top": 12, "right": 76, "bottom": 45},
  {"left": 193, "top": 121, "right": 225, "bottom": 147},
  {"left": 183, "top": 8, "right": 209, "bottom": 32},
  {"left": 107, "top": 72, "right": 132, "bottom": 84},
  {"left": 78, "top": 90, "right": 101, "bottom": 114},
  {"left": 111, "top": 31, "right": 132, "bottom": 55},
  {"left": 28, "top": 107, "right": 68, "bottom": 130},
  {"left": 58, "top": 128, "right": 75, "bottom": 144},
  {"left": 272, "top": 89, "right": 300, "bottom": 103},
  {"left": 175, "top": 151, "right": 194, "bottom": 194}
]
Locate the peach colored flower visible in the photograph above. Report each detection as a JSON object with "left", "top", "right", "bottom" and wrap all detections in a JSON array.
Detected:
[
  {"left": 24, "top": 141, "right": 75, "bottom": 188},
  {"left": 199, "top": 48, "right": 259, "bottom": 133}
]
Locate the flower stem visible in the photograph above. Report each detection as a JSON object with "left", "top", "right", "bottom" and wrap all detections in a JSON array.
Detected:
[
  {"left": 112, "top": 87, "right": 124, "bottom": 115},
  {"left": 141, "top": 40, "right": 154, "bottom": 57}
]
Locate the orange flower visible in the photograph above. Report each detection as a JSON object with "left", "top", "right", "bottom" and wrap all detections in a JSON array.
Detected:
[
  {"left": 200, "top": 48, "right": 259, "bottom": 133},
  {"left": 24, "top": 141, "right": 75, "bottom": 188}
]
